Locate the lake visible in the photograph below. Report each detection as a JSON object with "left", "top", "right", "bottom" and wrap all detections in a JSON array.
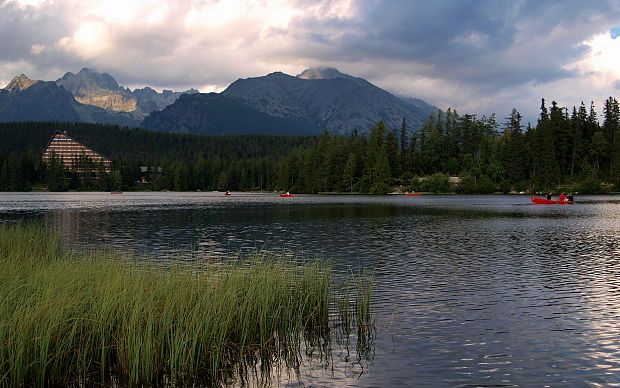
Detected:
[{"left": 1, "top": 192, "right": 620, "bottom": 386}]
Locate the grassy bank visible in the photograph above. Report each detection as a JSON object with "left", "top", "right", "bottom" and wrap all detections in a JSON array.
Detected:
[{"left": 0, "top": 224, "right": 372, "bottom": 387}]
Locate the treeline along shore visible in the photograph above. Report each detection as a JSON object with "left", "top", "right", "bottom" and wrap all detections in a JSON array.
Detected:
[{"left": 2, "top": 96, "right": 620, "bottom": 193}]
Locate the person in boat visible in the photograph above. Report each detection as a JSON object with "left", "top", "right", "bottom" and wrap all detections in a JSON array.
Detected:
[
  {"left": 567, "top": 193, "right": 574, "bottom": 202},
  {"left": 546, "top": 192, "right": 552, "bottom": 200},
  {"left": 558, "top": 193, "right": 566, "bottom": 202}
]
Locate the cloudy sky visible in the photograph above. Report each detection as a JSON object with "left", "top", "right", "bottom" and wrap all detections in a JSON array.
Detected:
[{"left": 2, "top": 0, "right": 620, "bottom": 123}]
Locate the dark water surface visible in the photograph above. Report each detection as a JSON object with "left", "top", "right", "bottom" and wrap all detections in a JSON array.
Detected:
[{"left": 2, "top": 192, "right": 620, "bottom": 387}]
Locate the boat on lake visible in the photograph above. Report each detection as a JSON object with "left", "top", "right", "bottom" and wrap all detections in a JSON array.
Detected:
[
  {"left": 404, "top": 193, "right": 421, "bottom": 196},
  {"left": 530, "top": 196, "right": 573, "bottom": 205},
  {"left": 280, "top": 193, "right": 294, "bottom": 197}
]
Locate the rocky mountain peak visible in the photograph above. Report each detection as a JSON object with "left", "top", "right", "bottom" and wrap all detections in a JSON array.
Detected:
[
  {"left": 263, "top": 71, "right": 296, "bottom": 80},
  {"left": 4, "top": 74, "right": 40, "bottom": 93},
  {"left": 296, "top": 67, "right": 350, "bottom": 80},
  {"left": 57, "top": 68, "right": 121, "bottom": 96}
]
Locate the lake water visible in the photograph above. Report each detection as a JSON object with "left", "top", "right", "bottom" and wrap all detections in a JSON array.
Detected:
[{"left": 1, "top": 192, "right": 620, "bottom": 387}]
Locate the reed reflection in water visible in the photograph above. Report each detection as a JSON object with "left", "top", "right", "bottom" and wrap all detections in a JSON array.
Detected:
[{"left": 1, "top": 193, "right": 620, "bottom": 386}]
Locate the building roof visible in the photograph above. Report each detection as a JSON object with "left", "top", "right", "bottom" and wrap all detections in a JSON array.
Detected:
[{"left": 42, "top": 130, "right": 110, "bottom": 161}]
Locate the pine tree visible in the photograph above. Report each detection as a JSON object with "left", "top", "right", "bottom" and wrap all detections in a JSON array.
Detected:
[
  {"left": 538, "top": 98, "right": 549, "bottom": 126},
  {"left": 45, "top": 152, "right": 67, "bottom": 192},
  {"left": 217, "top": 171, "right": 229, "bottom": 191},
  {"left": 503, "top": 108, "right": 527, "bottom": 182},
  {"left": 365, "top": 121, "right": 389, "bottom": 187},
  {"left": 569, "top": 106, "right": 584, "bottom": 177},
  {"left": 549, "top": 101, "right": 570, "bottom": 177},
  {"left": 603, "top": 97, "right": 620, "bottom": 181},
  {"left": 110, "top": 170, "right": 123, "bottom": 191},
  {"left": 459, "top": 114, "right": 474, "bottom": 157},
  {"left": 399, "top": 118, "right": 408, "bottom": 175},
  {"left": 591, "top": 130, "right": 607, "bottom": 174},
  {"left": 386, "top": 129, "right": 399, "bottom": 179},
  {"left": 444, "top": 108, "right": 460, "bottom": 161},
  {"left": 399, "top": 118, "right": 408, "bottom": 154},
  {"left": 342, "top": 153, "right": 357, "bottom": 192},
  {"left": 587, "top": 101, "right": 599, "bottom": 139},
  {"left": 370, "top": 146, "right": 391, "bottom": 194},
  {"left": 531, "top": 101, "right": 560, "bottom": 188}
]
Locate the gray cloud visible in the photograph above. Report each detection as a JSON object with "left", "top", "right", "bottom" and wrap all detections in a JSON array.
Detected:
[
  {"left": 1, "top": 0, "right": 620, "bottom": 123},
  {"left": 266, "top": 0, "right": 620, "bottom": 121},
  {"left": 284, "top": 0, "right": 619, "bottom": 86}
]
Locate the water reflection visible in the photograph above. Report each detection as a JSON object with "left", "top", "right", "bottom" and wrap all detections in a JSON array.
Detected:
[{"left": 2, "top": 193, "right": 620, "bottom": 386}]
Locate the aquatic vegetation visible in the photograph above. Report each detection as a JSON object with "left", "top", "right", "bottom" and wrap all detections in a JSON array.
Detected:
[
  {"left": 0, "top": 223, "right": 373, "bottom": 386},
  {"left": 335, "top": 269, "right": 375, "bottom": 362}
]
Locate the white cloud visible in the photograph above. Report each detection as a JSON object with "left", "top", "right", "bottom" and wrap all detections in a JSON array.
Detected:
[
  {"left": 0, "top": 59, "right": 39, "bottom": 88},
  {"left": 1, "top": 0, "right": 620, "bottom": 124},
  {"left": 30, "top": 43, "right": 45, "bottom": 55},
  {"left": 568, "top": 33, "right": 620, "bottom": 88},
  {"left": 3, "top": 0, "right": 48, "bottom": 9},
  {"left": 87, "top": 0, "right": 170, "bottom": 25},
  {"left": 57, "top": 21, "right": 110, "bottom": 59},
  {"left": 29, "top": 0, "right": 357, "bottom": 90}
]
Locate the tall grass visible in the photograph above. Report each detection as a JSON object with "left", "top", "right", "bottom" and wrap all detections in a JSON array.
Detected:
[
  {"left": 335, "top": 269, "right": 375, "bottom": 360},
  {"left": 0, "top": 223, "right": 372, "bottom": 386}
]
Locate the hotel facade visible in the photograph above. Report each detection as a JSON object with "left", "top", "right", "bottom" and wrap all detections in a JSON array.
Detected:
[{"left": 41, "top": 131, "right": 111, "bottom": 174}]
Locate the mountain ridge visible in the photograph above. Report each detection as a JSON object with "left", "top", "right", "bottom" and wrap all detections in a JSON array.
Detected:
[
  {"left": 217, "top": 68, "right": 438, "bottom": 133},
  {"left": 55, "top": 68, "right": 199, "bottom": 115},
  {"left": 0, "top": 69, "right": 198, "bottom": 127},
  {"left": 0, "top": 67, "right": 439, "bottom": 135},
  {"left": 4, "top": 74, "right": 41, "bottom": 93}
]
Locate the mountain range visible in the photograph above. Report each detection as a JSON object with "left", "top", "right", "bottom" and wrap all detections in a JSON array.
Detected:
[
  {"left": 0, "top": 69, "right": 198, "bottom": 127},
  {"left": 56, "top": 69, "right": 199, "bottom": 116},
  {"left": 1, "top": 67, "right": 438, "bottom": 135}
]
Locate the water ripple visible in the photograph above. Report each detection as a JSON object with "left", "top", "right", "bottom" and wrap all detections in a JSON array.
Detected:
[{"left": 2, "top": 193, "right": 620, "bottom": 386}]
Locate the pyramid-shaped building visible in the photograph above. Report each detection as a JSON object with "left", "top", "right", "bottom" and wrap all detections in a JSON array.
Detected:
[{"left": 41, "top": 131, "right": 111, "bottom": 174}]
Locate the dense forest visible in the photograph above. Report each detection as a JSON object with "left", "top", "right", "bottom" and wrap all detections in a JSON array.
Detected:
[
  {"left": 0, "top": 122, "right": 315, "bottom": 192},
  {"left": 1, "top": 96, "right": 620, "bottom": 193},
  {"left": 277, "top": 97, "right": 620, "bottom": 194}
]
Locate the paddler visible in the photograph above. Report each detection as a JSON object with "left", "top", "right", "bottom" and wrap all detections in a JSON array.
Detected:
[{"left": 558, "top": 193, "right": 566, "bottom": 202}]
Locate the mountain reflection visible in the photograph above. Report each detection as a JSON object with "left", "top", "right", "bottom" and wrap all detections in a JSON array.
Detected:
[{"left": 2, "top": 193, "right": 620, "bottom": 386}]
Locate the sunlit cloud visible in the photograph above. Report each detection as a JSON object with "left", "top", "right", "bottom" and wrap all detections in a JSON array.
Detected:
[
  {"left": 1, "top": 0, "right": 620, "bottom": 123},
  {"left": 87, "top": 0, "right": 170, "bottom": 25},
  {"left": 57, "top": 21, "right": 109, "bottom": 59},
  {"left": 569, "top": 32, "right": 620, "bottom": 87},
  {"left": 29, "top": 43, "right": 45, "bottom": 55}
]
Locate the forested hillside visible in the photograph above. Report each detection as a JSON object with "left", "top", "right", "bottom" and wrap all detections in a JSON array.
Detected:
[
  {"left": 1, "top": 96, "right": 619, "bottom": 193},
  {"left": 0, "top": 122, "right": 315, "bottom": 191},
  {"left": 275, "top": 97, "right": 618, "bottom": 194}
]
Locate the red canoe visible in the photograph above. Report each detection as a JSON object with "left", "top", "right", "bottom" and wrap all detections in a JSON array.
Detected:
[
  {"left": 404, "top": 193, "right": 421, "bottom": 196},
  {"left": 530, "top": 196, "right": 573, "bottom": 205},
  {"left": 280, "top": 194, "right": 294, "bottom": 197}
]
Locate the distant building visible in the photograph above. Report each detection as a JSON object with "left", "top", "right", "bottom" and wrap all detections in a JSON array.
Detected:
[
  {"left": 448, "top": 176, "right": 461, "bottom": 186},
  {"left": 42, "top": 131, "right": 111, "bottom": 174},
  {"left": 139, "top": 166, "right": 163, "bottom": 184}
]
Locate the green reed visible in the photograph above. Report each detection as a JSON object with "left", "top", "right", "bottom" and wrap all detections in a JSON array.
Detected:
[
  {"left": 335, "top": 268, "right": 375, "bottom": 361},
  {"left": 0, "top": 223, "right": 372, "bottom": 386}
]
